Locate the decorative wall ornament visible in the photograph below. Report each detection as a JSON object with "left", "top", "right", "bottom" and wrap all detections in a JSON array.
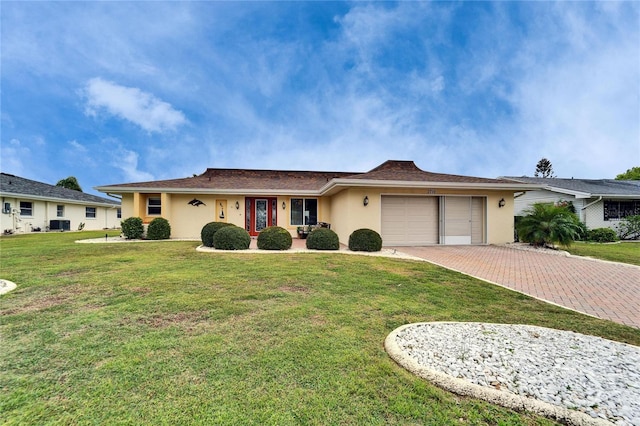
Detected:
[{"left": 188, "top": 198, "right": 206, "bottom": 207}]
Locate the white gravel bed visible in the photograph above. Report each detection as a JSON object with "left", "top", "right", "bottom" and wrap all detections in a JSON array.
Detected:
[
  {"left": 386, "top": 322, "right": 640, "bottom": 425},
  {"left": 0, "top": 279, "right": 17, "bottom": 295}
]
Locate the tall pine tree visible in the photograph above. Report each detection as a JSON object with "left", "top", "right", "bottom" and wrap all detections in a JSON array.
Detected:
[{"left": 534, "top": 158, "right": 555, "bottom": 178}]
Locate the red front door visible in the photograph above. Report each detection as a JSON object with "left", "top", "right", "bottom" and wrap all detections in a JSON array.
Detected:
[{"left": 246, "top": 197, "right": 277, "bottom": 236}]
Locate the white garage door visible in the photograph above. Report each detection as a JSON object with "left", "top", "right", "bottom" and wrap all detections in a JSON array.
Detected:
[
  {"left": 440, "top": 196, "right": 486, "bottom": 244},
  {"left": 381, "top": 196, "right": 438, "bottom": 246}
]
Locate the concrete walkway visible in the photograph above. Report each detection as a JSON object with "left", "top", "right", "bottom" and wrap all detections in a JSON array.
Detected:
[{"left": 393, "top": 245, "right": 640, "bottom": 329}]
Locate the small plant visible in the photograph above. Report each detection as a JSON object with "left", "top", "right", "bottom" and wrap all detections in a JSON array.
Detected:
[
  {"left": 257, "top": 226, "right": 292, "bottom": 250},
  {"left": 306, "top": 228, "right": 339, "bottom": 250},
  {"left": 147, "top": 217, "right": 171, "bottom": 240},
  {"left": 121, "top": 217, "right": 144, "bottom": 240},
  {"left": 617, "top": 215, "right": 640, "bottom": 240},
  {"left": 516, "top": 203, "right": 581, "bottom": 247},
  {"left": 213, "top": 226, "right": 251, "bottom": 250},
  {"left": 348, "top": 228, "right": 383, "bottom": 252},
  {"left": 77, "top": 223, "right": 85, "bottom": 231},
  {"left": 586, "top": 228, "right": 618, "bottom": 243},
  {"left": 201, "top": 222, "right": 234, "bottom": 247}
]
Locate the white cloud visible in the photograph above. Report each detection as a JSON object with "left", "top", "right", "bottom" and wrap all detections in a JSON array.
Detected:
[
  {"left": 0, "top": 139, "right": 30, "bottom": 176},
  {"left": 82, "top": 77, "right": 187, "bottom": 133},
  {"left": 111, "top": 147, "right": 154, "bottom": 182}
]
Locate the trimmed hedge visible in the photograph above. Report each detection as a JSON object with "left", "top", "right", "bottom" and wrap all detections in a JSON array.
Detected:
[
  {"left": 348, "top": 228, "right": 382, "bottom": 252},
  {"left": 213, "top": 226, "right": 251, "bottom": 250},
  {"left": 257, "top": 226, "right": 292, "bottom": 250},
  {"left": 306, "top": 228, "right": 339, "bottom": 250},
  {"left": 147, "top": 217, "right": 171, "bottom": 240},
  {"left": 586, "top": 228, "right": 618, "bottom": 243},
  {"left": 121, "top": 217, "right": 144, "bottom": 240},
  {"left": 201, "top": 222, "right": 234, "bottom": 247}
]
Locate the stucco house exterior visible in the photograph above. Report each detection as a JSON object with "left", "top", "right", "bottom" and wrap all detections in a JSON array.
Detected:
[
  {"left": 96, "top": 160, "right": 541, "bottom": 246},
  {"left": 502, "top": 176, "right": 640, "bottom": 231},
  {"left": 1, "top": 172, "right": 121, "bottom": 234}
]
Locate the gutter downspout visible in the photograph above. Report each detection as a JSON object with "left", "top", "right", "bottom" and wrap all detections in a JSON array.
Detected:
[{"left": 580, "top": 196, "right": 602, "bottom": 224}]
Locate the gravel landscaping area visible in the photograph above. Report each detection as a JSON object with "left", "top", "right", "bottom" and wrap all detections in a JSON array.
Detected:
[{"left": 386, "top": 322, "right": 640, "bottom": 426}]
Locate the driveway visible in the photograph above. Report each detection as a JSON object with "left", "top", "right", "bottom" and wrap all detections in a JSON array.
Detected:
[{"left": 393, "top": 245, "right": 640, "bottom": 329}]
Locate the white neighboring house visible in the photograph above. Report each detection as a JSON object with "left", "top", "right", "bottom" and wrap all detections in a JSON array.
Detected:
[
  {"left": 502, "top": 176, "right": 640, "bottom": 231},
  {"left": 1, "top": 173, "right": 121, "bottom": 234}
]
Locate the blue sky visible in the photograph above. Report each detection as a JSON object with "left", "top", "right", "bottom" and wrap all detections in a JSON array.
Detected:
[{"left": 2, "top": 1, "right": 639, "bottom": 196}]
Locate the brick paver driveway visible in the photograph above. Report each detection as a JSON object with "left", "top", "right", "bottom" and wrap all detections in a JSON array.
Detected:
[{"left": 394, "top": 245, "right": 640, "bottom": 329}]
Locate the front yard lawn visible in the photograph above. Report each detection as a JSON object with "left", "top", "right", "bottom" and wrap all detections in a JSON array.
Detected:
[
  {"left": 2, "top": 232, "right": 639, "bottom": 425},
  {"left": 562, "top": 241, "right": 640, "bottom": 266}
]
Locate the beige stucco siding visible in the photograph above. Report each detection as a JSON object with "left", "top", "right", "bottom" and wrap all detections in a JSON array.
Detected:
[{"left": 329, "top": 188, "right": 515, "bottom": 245}]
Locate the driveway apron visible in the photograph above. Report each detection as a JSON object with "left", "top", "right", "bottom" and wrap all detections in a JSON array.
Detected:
[{"left": 393, "top": 245, "right": 640, "bottom": 329}]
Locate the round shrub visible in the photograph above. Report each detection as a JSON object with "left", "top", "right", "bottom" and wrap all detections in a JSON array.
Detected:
[
  {"left": 213, "top": 226, "right": 251, "bottom": 250},
  {"left": 121, "top": 217, "right": 144, "bottom": 240},
  {"left": 147, "top": 217, "right": 171, "bottom": 240},
  {"left": 306, "top": 228, "right": 339, "bottom": 250},
  {"left": 257, "top": 226, "right": 292, "bottom": 250},
  {"left": 201, "top": 222, "right": 234, "bottom": 247},
  {"left": 348, "top": 228, "right": 382, "bottom": 252},
  {"left": 586, "top": 227, "right": 618, "bottom": 243}
]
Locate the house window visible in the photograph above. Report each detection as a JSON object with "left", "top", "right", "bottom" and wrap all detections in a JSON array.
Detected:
[
  {"left": 603, "top": 200, "right": 640, "bottom": 220},
  {"left": 20, "top": 201, "right": 33, "bottom": 216},
  {"left": 290, "top": 198, "right": 318, "bottom": 225},
  {"left": 117, "top": 208, "right": 122, "bottom": 219},
  {"left": 147, "top": 197, "right": 161, "bottom": 215},
  {"left": 86, "top": 207, "right": 96, "bottom": 219},
  {"left": 57, "top": 205, "right": 65, "bottom": 217}
]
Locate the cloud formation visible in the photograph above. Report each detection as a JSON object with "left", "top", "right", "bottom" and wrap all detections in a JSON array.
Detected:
[
  {"left": 82, "top": 78, "right": 187, "bottom": 133},
  {"left": 0, "top": 1, "right": 638, "bottom": 195}
]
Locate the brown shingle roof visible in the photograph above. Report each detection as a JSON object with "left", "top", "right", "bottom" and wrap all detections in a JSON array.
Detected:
[
  {"left": 97, "top": 160, "right": 526, "bottom": 193},
  {"left": 343, "top": 160, "right": 515, "bottom": 184},
  {"left": 100, "top": 168, "right": 354, "bottom": 191}
]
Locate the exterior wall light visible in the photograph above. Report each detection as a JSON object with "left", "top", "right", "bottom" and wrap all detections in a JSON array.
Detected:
[
  {"left": 498, "top": 198, "right": 506, "bottom": 208},
  {"left": 282, "top": 201, "right": 286, "bottom": 210},
  {"left": 235, "top": 201, "right": 240, "bottom": 210},
  {"left": 363, "top": 196, "right": 369, "bottom": 206}
]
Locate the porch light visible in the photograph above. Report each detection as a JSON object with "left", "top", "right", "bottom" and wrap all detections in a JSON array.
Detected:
[
  {"left": 498, "top": 198, "right": 506, "bottom": 208},
  {"left": 235, "top": 201, "right": 240, "bottom": 210},
  {"left": 282, "top": 201, "right": 286, "bottom": 210},
  {"left": 363, "top": 196, "right": 369, "bottom": 206}
]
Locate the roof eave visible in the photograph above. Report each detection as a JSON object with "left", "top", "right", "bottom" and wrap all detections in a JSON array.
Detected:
[
  {"left": 319, "top": 179, "right": 544, "bottom": 195},
  {"left": 0, "top": 191, "right": 120, "bottom": 207},
  {"left": 95, "top": 186, "right": 321, "bottom": 197}
]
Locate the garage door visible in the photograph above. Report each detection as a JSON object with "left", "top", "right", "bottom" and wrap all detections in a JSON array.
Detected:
[
  {"left": 381, "top": 196, "right": 438, "bottom": 246},
  {"left": 440, "top": 196, "right": 485, "bottom": 244}
]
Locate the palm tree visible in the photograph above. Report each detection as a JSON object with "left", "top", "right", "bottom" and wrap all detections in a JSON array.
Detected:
[{"left": 517, "top": 203, "right": 581, "bottom": 247}]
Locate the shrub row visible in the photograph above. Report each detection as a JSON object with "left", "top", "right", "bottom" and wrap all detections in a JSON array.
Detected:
[
  {"left": 120, "top": 217, "right": 172, "bottom": 240},
  {"left": 200, "top": 222, "right": 251, "bottom": 250},
  {"left": 199, "top": 224, "right": 384, "bottom": 252}
]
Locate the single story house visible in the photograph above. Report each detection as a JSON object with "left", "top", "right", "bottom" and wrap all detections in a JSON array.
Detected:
[
  {"left": 502, "top": 176, "right": 640, "bottom": 231},
  {"left": 96, "top": 160, "right": 541, "bottom": 246},
  {"left": 1, "top": 172, "right": 121, "bottom": 234}
]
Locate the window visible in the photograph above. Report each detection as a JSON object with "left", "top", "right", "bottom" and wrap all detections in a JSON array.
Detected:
[
  {"left": 20, "top": 201, "right": 33, "bottom": 216},
  {"left": 57, "top": 205, "right": 64, "bottom": 217},
  {"left": 604, "top": 200, "right": 640, "bottom": 220},
  {"left": 290, "top": 198, "right": 318, "bottom": 225},
  {"left": 85, "top": 207, "right": 96, "bottom": 218},
  {"left": 117, "top": 208, "right": 122, "bottom": 219},
  {"left": 147, "top": 197, "right": 161, "bottom": 215}
]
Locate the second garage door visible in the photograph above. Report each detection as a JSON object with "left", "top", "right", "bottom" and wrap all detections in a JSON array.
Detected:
[{"left": 381, "top": 196, "right": 438, "bottom": 245}]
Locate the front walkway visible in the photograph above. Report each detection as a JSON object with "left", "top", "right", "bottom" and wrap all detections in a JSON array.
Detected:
[{"left": 393, "top": 245, "right": 640, "bottom": 329}]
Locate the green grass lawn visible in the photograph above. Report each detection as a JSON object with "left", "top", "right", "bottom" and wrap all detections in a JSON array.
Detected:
[
  {"left": 2, "top": 232, "right": 639, "bottom": 425},
  {"left": 562, "top": 241, "right": 640, "bottom": 266}
]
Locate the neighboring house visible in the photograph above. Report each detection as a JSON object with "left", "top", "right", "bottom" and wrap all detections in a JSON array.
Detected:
[
  {"left": 1, "top": 173, "right": 121, "bottom": 234},
  {"left": 502, "top": 176, "right": 640, "bottom": 231},
  {"left": 96, "top": 160, "right": 540, "bottom": 246}
]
